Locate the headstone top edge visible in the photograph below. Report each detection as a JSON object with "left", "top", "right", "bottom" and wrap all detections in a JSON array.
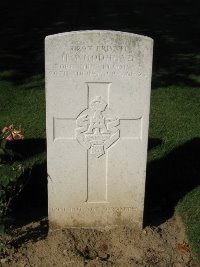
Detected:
[{"left": 45, "top": 30, "right": 153, "bottom": 43}]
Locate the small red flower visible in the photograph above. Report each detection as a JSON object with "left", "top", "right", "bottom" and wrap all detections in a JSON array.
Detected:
[{"left": 6, "top": 134, "right": 14, "bottom": 142}]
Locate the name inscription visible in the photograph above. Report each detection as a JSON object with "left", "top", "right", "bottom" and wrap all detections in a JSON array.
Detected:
[{"left": 48, "top": 45, "right": 138, "bottom": 78}]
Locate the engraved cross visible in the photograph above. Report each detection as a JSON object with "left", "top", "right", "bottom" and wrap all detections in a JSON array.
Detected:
[{"left": 53, "top": 82, "right": 142, "bottom": 203}]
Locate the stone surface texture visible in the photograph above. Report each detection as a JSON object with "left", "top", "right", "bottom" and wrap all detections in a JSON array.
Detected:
[{"left": 45, "top": 30, "right": 153, "bottom": 228}]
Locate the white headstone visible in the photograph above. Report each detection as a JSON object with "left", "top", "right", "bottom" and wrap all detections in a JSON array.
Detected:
[{"left": 45, "top": 30, "right": 153, "bottom": 228}]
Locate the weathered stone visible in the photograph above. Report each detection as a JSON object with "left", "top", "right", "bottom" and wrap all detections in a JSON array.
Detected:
[{"left": 45, "top": 30, "right": 153, "bottom": 228}]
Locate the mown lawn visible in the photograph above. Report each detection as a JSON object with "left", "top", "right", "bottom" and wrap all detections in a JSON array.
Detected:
[
  {"left": 148, "top": 86, "right": 200, "bottom": 265},
  {"left": 0, "top": 74, "right": 46, "bottom": 168}
]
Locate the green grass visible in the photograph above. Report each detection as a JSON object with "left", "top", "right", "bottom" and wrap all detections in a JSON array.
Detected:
[
  {"left": 176, "top": 187, "right": 200, "bottom": 265},
  {"left": 149, "top": 86, "right": 200, "bottom": 160},
  {"left": 0, "top": 75, "right": 46, "bottom": 168},
  {"left": 147, "top": 86, "right": 200, "bottom": 265}
]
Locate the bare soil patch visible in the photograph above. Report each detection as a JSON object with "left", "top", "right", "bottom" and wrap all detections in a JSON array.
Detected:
[{"left": 0, "top": 214, "right": 197, "bottom": 267}]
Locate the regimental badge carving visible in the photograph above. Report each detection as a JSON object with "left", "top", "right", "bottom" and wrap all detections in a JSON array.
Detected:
[{"left": 76, "top": 96, "right": 120, "bottom": 158}]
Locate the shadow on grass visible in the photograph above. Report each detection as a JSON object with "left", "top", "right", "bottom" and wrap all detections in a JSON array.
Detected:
[
  {"left": 12, "top": 161, "right": 48, "bottom": 224},
  {"left": 11, "top": 160, "right": 48, "bottom": 245},
  {"left": 7, "top": 138, "right": 46, "bottom": 160},
  {"left": 144, "top": 137, "right": 200, "bottom": 227},
  {"left": 0, "top": 0, "right": 200, "bottom": 88},
  {"left": 148, "top": 138, "right": 162, "bottom": 151}
]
